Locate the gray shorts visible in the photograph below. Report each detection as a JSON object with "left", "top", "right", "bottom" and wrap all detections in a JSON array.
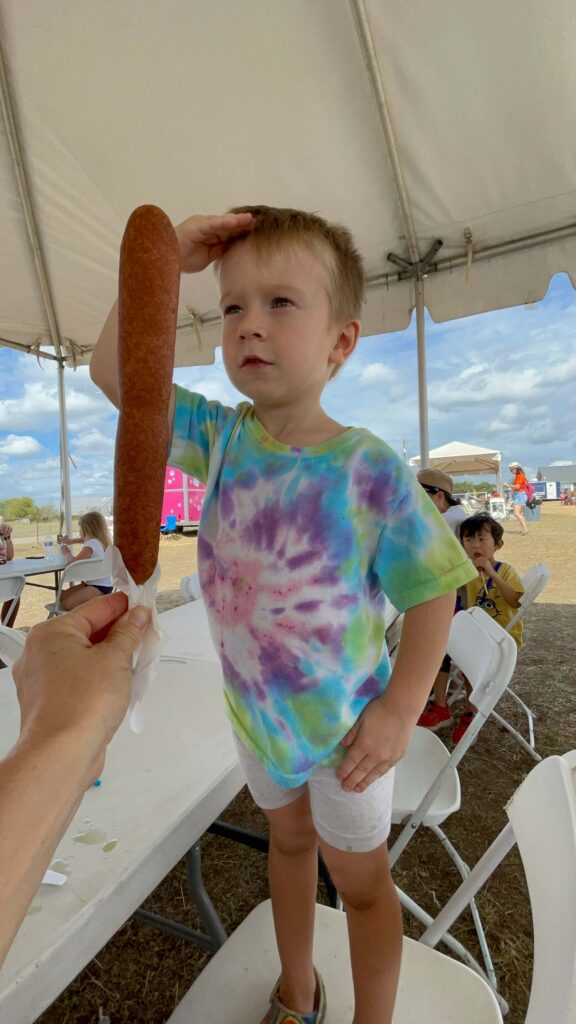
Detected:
[{"left": 233, "top": 733, "right": 394, "bottom": 853}]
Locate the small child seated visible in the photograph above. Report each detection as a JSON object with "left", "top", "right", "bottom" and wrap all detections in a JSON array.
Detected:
[
  {"left": 59, "top": 512, "right": 113, "bottom": 611},
  {"left": 418, "top": 512, "right": 523, "bottom": 741}
]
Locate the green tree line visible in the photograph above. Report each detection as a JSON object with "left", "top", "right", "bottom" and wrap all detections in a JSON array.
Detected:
[
  {"left": 452, "top": 480, "right": 498, "bottom": 493},
  {"left": 0, "top": 497, "right": 58, "bottom": 521}
]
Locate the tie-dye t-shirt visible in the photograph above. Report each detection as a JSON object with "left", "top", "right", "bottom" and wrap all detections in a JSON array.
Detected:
[{"left": 169, "top": 385, "right": 476, "bottom": 787}]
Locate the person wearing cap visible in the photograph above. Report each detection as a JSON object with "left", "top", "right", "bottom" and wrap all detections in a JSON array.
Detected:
[
  {"left": 508, "top": 462, "right": 529, "bottom": 536},
  {"left": 415, "top": 469, "right": 469, "bottom": 733},
  {"left": 417, "top": 468, "right": 468, "bottom": 538}
]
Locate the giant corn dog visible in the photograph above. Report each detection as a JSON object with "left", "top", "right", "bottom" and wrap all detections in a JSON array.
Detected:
[{"left": 114, "top": 205, "right": 180, "bottom": 584}]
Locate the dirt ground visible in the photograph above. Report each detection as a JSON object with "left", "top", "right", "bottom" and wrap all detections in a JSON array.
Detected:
[{"left": 9, "top": 504, "right": 576, "bottom": 1022}]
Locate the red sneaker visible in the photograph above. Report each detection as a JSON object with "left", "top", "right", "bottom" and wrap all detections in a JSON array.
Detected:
[
  {"left": 451, "top": 710, "right": 476, "bottom": 744},
  {"left": 417, "top": 702, "right": 452, "bottom": 731}
]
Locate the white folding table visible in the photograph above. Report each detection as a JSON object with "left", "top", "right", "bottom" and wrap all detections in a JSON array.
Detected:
[
  {"left": 0, "top": 601, "right": 244, "bottom": 1024},
  {"left": 0, "top": 555, "right": 68, "bottom": 596}
]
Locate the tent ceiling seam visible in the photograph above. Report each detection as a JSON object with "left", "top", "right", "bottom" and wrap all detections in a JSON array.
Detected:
[
  {"left": 349, "top": 0, "right": 421, "bottom": 265},
  {"left": 0, "top": 23, "right": 66, "bottom": 362}
]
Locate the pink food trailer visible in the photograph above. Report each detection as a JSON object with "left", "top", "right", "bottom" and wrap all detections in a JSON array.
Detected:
[{"left": 161, "top": 467, "right": 206, "bottom": 529}]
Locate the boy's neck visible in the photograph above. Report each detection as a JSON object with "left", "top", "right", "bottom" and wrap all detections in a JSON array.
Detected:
[{"left": 253, "top": 402, "right": 348, "bottom": 447}]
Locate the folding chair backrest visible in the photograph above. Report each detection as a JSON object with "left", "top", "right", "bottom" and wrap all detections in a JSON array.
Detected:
[
  {"left": 446, "top": 607, "right": 517, "bottom": 716},
  {"left": 54, "top": 559, "right": 106, "bottom": 609},
  {"left": 0, "top": 574, "right": 26, "bottom": 623},
  {"left": 505, "top": 563, "right": 549, "bottom": 633},
  {"left": 506, "top": 752, "right": 576, "bottom": 1024},
  {"left": 0, "top": 574, "right": 26, "bottom": 604},
  {"left": 0, "top": 623, "right": 26, "bottom": 665},
  {"left": 180, "top": 573, "right": 202, "bottom": 602}
]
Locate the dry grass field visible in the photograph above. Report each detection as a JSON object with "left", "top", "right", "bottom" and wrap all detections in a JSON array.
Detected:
[{"left": 7, "top": 504, "right": 575, "bottom": 1023}]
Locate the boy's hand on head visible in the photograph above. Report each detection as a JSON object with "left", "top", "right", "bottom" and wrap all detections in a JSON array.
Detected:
[
  {"left": 337, "top": 696, "right": 414, "bottom": 793},
  {"left": 174, "top": 213, "right": 255, "bottom": 273}
]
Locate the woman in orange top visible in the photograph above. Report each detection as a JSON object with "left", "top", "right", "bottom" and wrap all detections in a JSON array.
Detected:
[{"left": 509, "top": 461, "right": 529, "bottom": 535}]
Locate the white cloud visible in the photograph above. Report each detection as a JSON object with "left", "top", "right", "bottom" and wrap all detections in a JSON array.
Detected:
[
  {"left": 71, "top": 429, "right": 116, "bottom": 455},
  {"left": 358, "top": 363, "right": 397, "bottom": 388},
  {"left": 550, "top": 460, "right": 573, "bottom": 466},
  {"left": 0, "top": 434, "right": 43, "bottom": 457},
  {"left": 0, "top": 380, "right": 111, "bottom": 432}
]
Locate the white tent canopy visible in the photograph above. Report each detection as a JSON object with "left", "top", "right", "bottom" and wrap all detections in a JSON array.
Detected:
[
  {"left": 410, "top": 442, "right": 502, "bottom": 483},
  {"left": 1, "top": 1, "right": 575, "bottom": 527}
]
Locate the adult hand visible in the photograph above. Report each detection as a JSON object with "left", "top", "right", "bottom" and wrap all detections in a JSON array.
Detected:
[
  {"left": 337, "top": 696, "right": 414, "bottom": 793},
  {"left": 174, "top": 212, "right": 255, "bottom": 273},
  {"left": 13, "top": 594, "right": 150, "bottom": 782}
]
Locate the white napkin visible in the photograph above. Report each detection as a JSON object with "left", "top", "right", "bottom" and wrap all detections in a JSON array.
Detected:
[
  {"left": 101, "top": 545, "right": 162, "bottom": 733},
  {"left": 41, "top": 870, "right": 67, "bottom": 886}
]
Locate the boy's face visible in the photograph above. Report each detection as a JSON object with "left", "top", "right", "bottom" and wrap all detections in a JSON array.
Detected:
[
  {"left": 462, "top": 524, "right": 502, "bottom": 568},
  {"left": 217, "top": 238, "right": 358, "bottom": 408}
]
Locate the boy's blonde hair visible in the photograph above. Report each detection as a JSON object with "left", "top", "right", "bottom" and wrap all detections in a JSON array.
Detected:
[
  {"left": 79, "top": 511, "right": 112, "bottom": 549},
  {"left": 225, "top": 205, "right": 366, "bottom": 324}
]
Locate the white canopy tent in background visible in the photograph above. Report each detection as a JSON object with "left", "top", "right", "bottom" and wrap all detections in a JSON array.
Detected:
[
  {"left": 1, "top": 0, "right": 575, "bottom": 531},
  {"left": 409, "top": 442, "right": 503, "bottom": 492}
]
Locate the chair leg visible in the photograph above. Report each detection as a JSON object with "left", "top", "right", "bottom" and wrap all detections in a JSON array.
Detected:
[
  {"left": 394, "top": 885, "right": 508, "bottom": 1014},
  {"left": 490, "top": 710, "right": 542, "bottom": 762},
  {"left": 505, "top": 688, "right": 537, "bottom": 749},
  {"left": 429, "top": 825, "right": 497, "bottom": 991}
]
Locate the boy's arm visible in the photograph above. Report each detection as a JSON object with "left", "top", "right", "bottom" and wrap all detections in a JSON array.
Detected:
[
  {"left": 337, "top": 591, "right": 455, "bottom": 793},
  {"left": 480, "top": 564, "right": 522, "bottom": 608},
  {"left": 89, "top": 212, "right": 255, "bottom": 415}
]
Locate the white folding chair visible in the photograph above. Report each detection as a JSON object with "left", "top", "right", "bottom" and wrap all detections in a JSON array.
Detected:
[
  {"left": 0, "top": 574, "right": 25, "bottom": 626},
  {"left": 179, "top": 572, "right": 202, "bottom": 603},
  {"left": 166, "top": 752, "right": 576, "bottom": 1023},
  {"left": 0, "top": 623, "right": 26, "bottom": 665},
  {"left": 489, "top": 563, "right": 549, "bottom": 761},
  {"left": 45, "top": 559, "right": 106, "bottom": 617},
  {"left": 449, "top": 563, "right": 549, "bottom": 761},
  {"left": 389, "top": 607, "right": 518, "bottom": 989}
]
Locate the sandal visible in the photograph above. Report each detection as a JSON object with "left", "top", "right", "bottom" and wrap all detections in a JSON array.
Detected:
[{"left": 260, "top": 967, "right": 327, "bottom": 1024}]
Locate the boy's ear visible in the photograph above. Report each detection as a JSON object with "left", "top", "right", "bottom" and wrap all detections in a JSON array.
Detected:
[
  {"left": 495, "top": 538, "right": 504, "bottom": 550},
  {"left": 330, "top": 319, "right": 361, "bottom": 366}
]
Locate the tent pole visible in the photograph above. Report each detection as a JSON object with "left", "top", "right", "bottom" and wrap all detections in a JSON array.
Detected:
[
  {"left": 57, "top": 362, "right": 73, "bottom": 537},
  {"left": 415, "top": 280, "right": 430, "bottom": 468}
]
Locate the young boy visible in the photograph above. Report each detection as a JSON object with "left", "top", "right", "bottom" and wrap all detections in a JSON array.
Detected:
[
  {"left": 449, "top": 512, "right": 524, "bottom": 742},
  {"left": 91, "top": 206, "right": 476, "bottom": 1024}
]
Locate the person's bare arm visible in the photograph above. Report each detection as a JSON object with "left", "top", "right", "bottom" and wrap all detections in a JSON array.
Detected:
[
  {"left": 0, "top": 595, "right": 150, "bottom": 967},
  {"left": 60, "top": 544, "right": 94, "bottom": 565},
  {"left": 89, "top": 212, "right": 255, "bottom": 423},
  {"left": 337, "top": 591, "right": 455, "bottom": 792}
]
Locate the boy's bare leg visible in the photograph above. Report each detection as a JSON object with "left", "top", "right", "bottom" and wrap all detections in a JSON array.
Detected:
[
  {"left": 320, "top": 839, "right": 402, "bottom": 1024},
  {"left": 264, "top": 794, "right": 319, "bottom": 1013}
]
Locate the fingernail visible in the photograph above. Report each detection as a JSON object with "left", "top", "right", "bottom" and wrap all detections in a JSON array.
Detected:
[{"left": 128, "top": 606, "right": 150, "bottom": 628}]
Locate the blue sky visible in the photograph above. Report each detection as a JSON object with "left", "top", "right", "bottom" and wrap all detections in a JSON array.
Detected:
[{"left": 1, "top": 272, "right": 575, "bottom": 507}]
